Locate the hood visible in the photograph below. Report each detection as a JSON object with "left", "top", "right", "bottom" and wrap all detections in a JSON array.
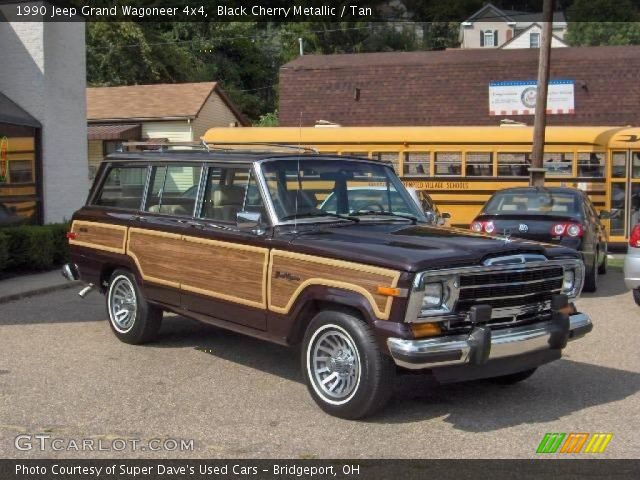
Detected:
[{"left": 276, "top": 223, "right": 579, "bottom": 272}]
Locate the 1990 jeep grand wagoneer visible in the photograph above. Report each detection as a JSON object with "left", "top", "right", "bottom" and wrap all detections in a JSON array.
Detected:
[{"left": 63, "top": 148, "right": 592, "bottom": 419}]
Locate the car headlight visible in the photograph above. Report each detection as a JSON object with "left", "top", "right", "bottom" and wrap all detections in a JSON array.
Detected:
[
  {"left": 561, "top": 264, "right": 583, "bottom": 298},
  {"left": 562, "top": 269, "right": 575, "bottom": 291},
  {"left": 422, "top": 282, "right": 443, "bottom": 309}
]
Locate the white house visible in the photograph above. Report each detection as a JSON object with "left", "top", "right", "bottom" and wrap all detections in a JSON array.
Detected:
[
  {"left": 0, "top": 2, "right": 88, "bottom": 224},
  {"left": 459, "top": 3, "right": 568, "bottom": 49}
]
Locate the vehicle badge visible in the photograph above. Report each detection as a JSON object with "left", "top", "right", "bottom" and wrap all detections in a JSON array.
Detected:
[
  {"left": 518, "top": 223, "right": 529, "bottom": 232},
  {"left": 502, "top": 229, "right": 512, "bottom": 244}
]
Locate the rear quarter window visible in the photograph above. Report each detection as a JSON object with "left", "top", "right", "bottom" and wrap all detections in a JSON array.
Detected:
[{"left": 94, "top": 165, "right": 147, "bottom": 210}]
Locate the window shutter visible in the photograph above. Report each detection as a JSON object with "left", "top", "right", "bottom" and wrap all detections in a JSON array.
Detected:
[
  {"left": 480, "top": 30, "right": 484, "bottom": 47},
  {"left": 494, "top": 30, "right": 499, "bottom": 46}
]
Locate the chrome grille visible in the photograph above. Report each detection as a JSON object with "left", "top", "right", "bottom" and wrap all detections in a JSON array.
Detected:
[{"left": 456, "top": 266, "right": 563, "bottom": 317}]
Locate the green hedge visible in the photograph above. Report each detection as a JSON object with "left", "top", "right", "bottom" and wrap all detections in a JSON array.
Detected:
[
  {"left": 0, "top": 223, "right": 70, "bottom": 273},
  {"left": 0, "top": 232, "right": 8, "bottom": 271}
]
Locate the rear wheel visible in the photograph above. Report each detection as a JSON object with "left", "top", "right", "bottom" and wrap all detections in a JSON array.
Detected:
[
  {"left": 583, "top": 254, "right": 598, "bottom": 293},
  {"left": 301, "top": 310, "right": 395, "bottom": 419},
  {"left": 107, "top": 269, "right": 162, "bottom": 344},
  {"left": 488, "top": 368, "right": 537, "bottom": 385},
  {"left": 633, "top": 289, "right": 640, "bottom": 307},
  {"left": 598, "top": 249, "right": 608, "bottom": 275}
]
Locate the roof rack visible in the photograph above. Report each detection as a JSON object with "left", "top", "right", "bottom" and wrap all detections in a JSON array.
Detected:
[
  {"left": 204, "top": 142, "right": 319, "bottom": 154},
  {"left": 121, "top": 141, "right": 210, "bottom": 152},
  {"left": 121, "top": 141, "right": 318, "bottom": 155}
]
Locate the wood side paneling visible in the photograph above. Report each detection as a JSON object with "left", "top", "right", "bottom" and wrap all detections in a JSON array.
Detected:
[
  {"left": 127, "top": 229, "right": 183, "bottom": 288},
  {"left": 268, "top": 250, "right": 400, "bottom": 320},
  {"left": 180, "top": 236, "right": 268, "bottom": 309},
  {"left": 69, "top": 221, "right": 127, "bottom": 254},
  {"left": 127, "top": 228, "right": 268, "bottom": 307}
]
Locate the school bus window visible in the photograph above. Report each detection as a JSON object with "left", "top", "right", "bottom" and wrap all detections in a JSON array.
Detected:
[
  {"left": 498, "top": 152, "right": 531, "bottom": 177},
  {"left": 465, "top": 152, "right": 493, "bottom": 176},
  {"left": 612, "top": 152, "right": 627, "bottom": 178},
  {"left": 435, "top": 152, "right": 461, "bottom": 176},
  {"left": 632, "top": 152, "right": 640, "bottom": 179},
  {"left": 402, "top": 152, "right": 430, "bottom": 176},
  {"left": 543, "top": 152, "right": 573, "bottom": 176},
  {"left": 577, "top": 153, "right": 605, "bottom": 177},
  {"left": 371, "top": 152, "right": 400, "bottom": 174}
]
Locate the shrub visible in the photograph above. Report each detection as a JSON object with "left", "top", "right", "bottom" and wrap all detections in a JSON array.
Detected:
[
  {"left": 0, "top": 223, "right": 70, "bottom": 272},
  {"left": 0, "top": 232, "right": 8, "bottom": 271}
]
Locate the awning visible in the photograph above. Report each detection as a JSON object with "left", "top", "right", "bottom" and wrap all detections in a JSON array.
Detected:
[
  {"left": 87, "top": 123, "right": 141, "bottom": 141},
  {"left": 0, "top": 92, "right": 41, "bottom": 127}
]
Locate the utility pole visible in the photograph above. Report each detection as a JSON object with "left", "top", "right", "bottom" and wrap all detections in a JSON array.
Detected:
[{"left": 530, "top": 0, "right": 555, "bottom": 187}]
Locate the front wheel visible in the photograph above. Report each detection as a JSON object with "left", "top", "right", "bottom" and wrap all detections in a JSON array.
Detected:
[
  {"left": 301, "top": 310, "right": 396, "bottom": 419},
  {"left": 107, "top": 269, "right": 162, "bottom": 344},
  {"left": 583, "top": 254, "right": 598, "bottom": 293}
]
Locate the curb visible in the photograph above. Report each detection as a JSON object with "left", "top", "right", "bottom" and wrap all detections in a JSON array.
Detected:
[{"left": 0, "top": 280, "right": 81, "bottom": 305}]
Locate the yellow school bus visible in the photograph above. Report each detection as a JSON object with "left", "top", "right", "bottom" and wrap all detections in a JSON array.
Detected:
[{"left": 203, "top": 126, "right": 640, "bottom": 245}]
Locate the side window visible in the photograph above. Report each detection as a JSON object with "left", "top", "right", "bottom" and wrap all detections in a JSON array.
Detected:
[
  {"left": 95, "top": 165, "right": 147, "bottom": 210},
  {"left": 145, "top": 165, "right": 200, "bottom": 216},
  {"left": 200, "top": 167, "right": 265, "bottom": 223}
]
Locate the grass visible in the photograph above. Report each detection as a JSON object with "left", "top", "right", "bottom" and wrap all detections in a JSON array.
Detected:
[{"left": 607, "top": 256, "right": 624, "bottom": 270}]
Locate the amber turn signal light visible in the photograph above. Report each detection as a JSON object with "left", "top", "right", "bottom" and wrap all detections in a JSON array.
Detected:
[
  {"left": 377, "top": 286, "right": 401, "bottom": 297},
  {"left": 411, "top": 322, "right": 442, "bottom": 338}
]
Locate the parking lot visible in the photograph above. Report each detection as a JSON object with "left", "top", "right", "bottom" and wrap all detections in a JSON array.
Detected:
[{"left": 1, "top": 266, "right": 638, "bottom": 459}]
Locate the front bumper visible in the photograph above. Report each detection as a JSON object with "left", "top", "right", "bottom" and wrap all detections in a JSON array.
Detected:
[{"left": 387, "top": 312, "right": 592, "bottom": 370}]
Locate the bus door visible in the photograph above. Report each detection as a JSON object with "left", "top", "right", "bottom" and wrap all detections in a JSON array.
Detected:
[{"left": 610, "top": 150, "right": 640, "bottom": 242}]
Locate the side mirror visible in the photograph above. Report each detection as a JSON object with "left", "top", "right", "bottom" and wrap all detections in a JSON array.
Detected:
[
  {"left": 598, "top": 210, "right": 610, "bottom": 219},
  {"left": 237, "top": 211, "right": 263, "bottom": 233},
  {"left": 441, "top": 212, "right": 451, "bottom": 219}
]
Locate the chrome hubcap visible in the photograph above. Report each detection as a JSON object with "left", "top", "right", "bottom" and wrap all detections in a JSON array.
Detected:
[
  {"left": 109, "top": 277, "right": 137, "bottom": 332},
  {"left": 311, "top": 328, "right": 360, "bottom": 401}
]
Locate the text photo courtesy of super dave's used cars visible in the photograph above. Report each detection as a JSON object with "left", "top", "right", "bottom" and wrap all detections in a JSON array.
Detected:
[{"left": 62, "top": 137, "right": 594, "bottom": 419}]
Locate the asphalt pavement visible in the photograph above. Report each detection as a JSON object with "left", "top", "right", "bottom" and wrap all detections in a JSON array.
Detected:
[{"left": 0, "top": 267, "right": 638, "bottom": 459}]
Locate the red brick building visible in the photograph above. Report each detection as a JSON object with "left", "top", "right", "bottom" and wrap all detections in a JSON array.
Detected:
[{"left": 279, "top": 46, "right": 640, "bottom": 127}]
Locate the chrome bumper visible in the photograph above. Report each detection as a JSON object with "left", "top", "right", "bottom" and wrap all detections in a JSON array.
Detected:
[
  {"left": 61, "top": 263, "right": 80, "bottom": 282},
  {"left": 387, "top": 312, "right": 592, "bottom": 370}
]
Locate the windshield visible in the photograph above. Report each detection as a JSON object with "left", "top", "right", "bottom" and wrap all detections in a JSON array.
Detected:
[
  {"left": 259, "top": 158, "right": 426, "bottom": 223},
  {"left": 483, "top": 190, "right": 580, "bottom": 216}
]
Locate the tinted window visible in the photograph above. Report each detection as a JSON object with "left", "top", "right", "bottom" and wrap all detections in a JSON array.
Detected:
[
  {"left": 484, "top": 190, "right": 580, "bottom": 216},
  {"left": 95, "top": 166, "right": 147, "bottom": 210},
  {"left": 200, "top": 167, "right": 264, "bottom": 223},
  {"left": 145, "top": 165, "right": 200, "bottom": 216}
]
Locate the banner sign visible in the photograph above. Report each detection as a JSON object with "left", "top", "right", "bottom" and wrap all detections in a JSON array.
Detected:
[{"left": 489, "top": 80, "right": 575, "bottom": 116}]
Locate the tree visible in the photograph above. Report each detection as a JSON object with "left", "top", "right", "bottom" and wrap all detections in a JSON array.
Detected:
[{"left": 565, "top": 0, "right": 640, "bottom": 45}]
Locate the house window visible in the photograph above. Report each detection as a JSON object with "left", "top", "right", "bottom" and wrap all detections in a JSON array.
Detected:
[
  {"left": 530, "top": 32, "right": 540, "bottom": 48},
  {"left": 481, "top": 30, "right": 498, "bottom": 47}
]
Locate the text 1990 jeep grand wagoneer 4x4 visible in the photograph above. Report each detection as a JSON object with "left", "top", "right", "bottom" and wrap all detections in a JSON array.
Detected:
[{"left": 63, "top": 148, "right": 592, "bottom": 419}]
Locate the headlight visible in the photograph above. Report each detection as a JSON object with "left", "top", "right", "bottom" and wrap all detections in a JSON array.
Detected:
[
  {"left": 562, "top": 269, "right": 575, "bottom": 291},
  {"left": 561, "top": 264, "right": 583, "bottom": 298},
  {"left": 422, "top": 282, "right": 443, "bottom": 309}
]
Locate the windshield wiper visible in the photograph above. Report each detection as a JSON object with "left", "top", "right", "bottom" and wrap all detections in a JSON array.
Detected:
[
  {"left": 280, "top": 211, "right": 360, "bottom": 222},
  {"left": 352, "top": 211, "right": 417, "bottom": 224}
]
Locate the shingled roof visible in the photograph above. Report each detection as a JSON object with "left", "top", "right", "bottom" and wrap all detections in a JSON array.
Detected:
[
  {"left": 279, "top": 46, "right": 640, "bottom": 127},
  {"left": 87, "top": 82, "right": 247, "bottom": 125}
]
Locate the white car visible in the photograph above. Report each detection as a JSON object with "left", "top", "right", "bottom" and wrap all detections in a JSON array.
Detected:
[{"left": 624, "top": 223, "right": 640, "bottom": 305}]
